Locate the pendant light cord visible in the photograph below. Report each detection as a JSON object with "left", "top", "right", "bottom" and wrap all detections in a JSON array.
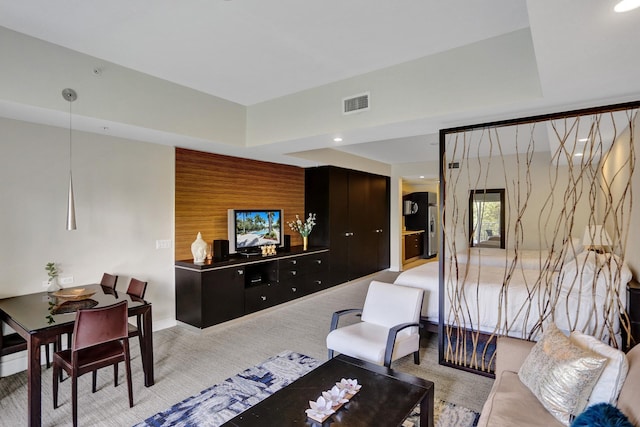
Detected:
[{"left": 69, "top": 98, "right": 73, "bottom": 176}]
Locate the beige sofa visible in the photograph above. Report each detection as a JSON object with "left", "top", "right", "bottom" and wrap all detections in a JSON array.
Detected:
[{"left": 478, "top": 336, "right": 640, "bottom": 426}]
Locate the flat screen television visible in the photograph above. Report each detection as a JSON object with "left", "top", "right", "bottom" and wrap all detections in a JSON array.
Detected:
[{"left": 228, "top": 209, "right": 283, "bottom": 255}]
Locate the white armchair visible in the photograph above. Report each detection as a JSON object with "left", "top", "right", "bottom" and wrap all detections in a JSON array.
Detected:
[{"left": 326, "top": 280, "right": 424, "bottom": 368}]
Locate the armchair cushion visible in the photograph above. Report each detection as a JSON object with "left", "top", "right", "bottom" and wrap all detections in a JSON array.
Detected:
[
  {"left": 326, "top": 322, "right": 419, "bottom": 366},
  {"left": 361, "top": 280, "right": 423, "bottom": 336},
  {"left": 326, "top": 281, "right": 423, "bottom": 367}
]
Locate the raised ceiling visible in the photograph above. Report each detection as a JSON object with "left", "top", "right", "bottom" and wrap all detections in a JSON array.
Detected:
[{"left": 0, "top": 1, "right": 639, "bottom": 167}]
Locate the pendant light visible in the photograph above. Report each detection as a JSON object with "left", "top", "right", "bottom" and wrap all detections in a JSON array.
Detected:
[{"left": 62, "top": 88, "right": 77, "bottom": 230}]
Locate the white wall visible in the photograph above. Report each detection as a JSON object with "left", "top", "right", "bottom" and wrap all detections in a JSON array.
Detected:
[
  {"left": 0, "top": 117, "right": 175, "bottom": 324},
  {"left": 444, "top": 150, "right": 593, "bottom": 253}
]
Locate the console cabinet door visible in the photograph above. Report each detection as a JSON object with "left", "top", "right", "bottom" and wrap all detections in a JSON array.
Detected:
[{"left": 202, "top": 267, "right": 245, "bottom": 328}]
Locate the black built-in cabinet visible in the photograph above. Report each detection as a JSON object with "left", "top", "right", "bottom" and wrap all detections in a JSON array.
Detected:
[
  {"left": 305, "top": 166, "right": 390, "bottom": 285},
  {"left": 175, "top": 248, "right": 328, "bottom": 329}
]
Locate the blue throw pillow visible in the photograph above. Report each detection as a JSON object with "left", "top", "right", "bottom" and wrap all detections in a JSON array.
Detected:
[{"left": 571, "top": 403, "right": 633, "bottom": 427}]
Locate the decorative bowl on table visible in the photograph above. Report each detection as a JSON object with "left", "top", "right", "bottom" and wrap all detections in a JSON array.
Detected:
[{"left": 53, "top": 288, "right": 96, "bottom": 301}]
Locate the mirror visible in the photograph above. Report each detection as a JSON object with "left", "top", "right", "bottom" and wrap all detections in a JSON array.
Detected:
[{"left": 469, "top": 189, "right": 505, "bottom": 249}]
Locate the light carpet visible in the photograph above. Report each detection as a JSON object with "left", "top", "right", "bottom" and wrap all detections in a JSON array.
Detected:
[{"left": 134, "top": 351, "right": 479, "bottom": 427}]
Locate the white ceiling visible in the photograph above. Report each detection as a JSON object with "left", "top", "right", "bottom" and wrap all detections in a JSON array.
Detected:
[
  {"left": 1, "top": 0, "right": 639, "bottom": 167},
  {"left": 0, "top": 0, "right": 529, "bottom": 106}
]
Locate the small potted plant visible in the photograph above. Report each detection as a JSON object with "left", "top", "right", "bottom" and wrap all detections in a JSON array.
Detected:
[{"left": 45, "top": 261, "right": 61, "bottom": 292}]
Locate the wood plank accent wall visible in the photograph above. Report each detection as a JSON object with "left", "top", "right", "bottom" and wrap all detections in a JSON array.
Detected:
[{"left": 175, "top": 148, "right": 306, "bottom": 260}]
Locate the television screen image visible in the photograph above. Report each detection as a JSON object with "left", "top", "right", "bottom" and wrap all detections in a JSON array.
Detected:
[{"left": 233, "top": 210, "right": 282, "bottom": 252}]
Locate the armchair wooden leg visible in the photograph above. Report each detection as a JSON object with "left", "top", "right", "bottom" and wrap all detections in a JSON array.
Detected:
[
  {"left": 413, "top": 350, "right": 420, "bottom": 365},
  {"left": 328, "top": 349, "right": 334, "bottom": 360},
  {"left": 92, "top": 370, "right": 98, "bottom": 393}
]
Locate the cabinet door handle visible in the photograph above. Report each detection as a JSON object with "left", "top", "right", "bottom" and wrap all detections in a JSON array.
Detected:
[
  {"left": 344, "top": 232, "right": 354, "bottom": 237},
  {"left": 238, "top": 270, "right": 244, "bottom": 275},
  {"left": 291, "top": 271, "right": 297, "bottom": 276},
  {"left": 314, "top": 280, "right": 322, "bottom": 285},
  {"left": 291, "top": 260, "right": 297, "bottom": 265},
  {"left": 261, "top": 296, "right": 267, "bottom": 301},
  {"left": 292, "top": 287, "right": 297, "bottom": 292},
  {"left": 316, "top": 260, "right": 322, "bottom": 264}
]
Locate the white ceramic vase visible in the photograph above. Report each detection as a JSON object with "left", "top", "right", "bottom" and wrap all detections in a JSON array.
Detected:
[
  {"left": 47, "top": 277, "right": 61, "bottom": 292},
  {"left": 191, "top": 232, "right": 208, "bottom": 263}
]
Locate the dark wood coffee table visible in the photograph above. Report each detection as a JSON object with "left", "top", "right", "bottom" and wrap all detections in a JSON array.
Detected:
[{"left": 223, "top": 354, "right": 434, "bottom": 427}]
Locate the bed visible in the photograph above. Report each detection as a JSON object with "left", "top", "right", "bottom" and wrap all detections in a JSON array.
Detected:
[
  {"left": 453, "top": 237, "right": 585, "bottom": 271},
  {"left": 394, "top": 251, "right": 632, "bottom": 342}
]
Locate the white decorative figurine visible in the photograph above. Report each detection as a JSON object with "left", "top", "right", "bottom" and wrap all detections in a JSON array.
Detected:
[{"left": 191, "top": 232, "right": 208, "bottom": 263}]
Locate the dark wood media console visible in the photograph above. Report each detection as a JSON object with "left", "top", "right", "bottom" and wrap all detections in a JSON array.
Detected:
[{"left": 175, "top": 247, "right": 329, "bottom": 329}]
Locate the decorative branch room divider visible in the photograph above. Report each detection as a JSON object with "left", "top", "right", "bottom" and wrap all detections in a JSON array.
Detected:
[{"left": 438, "top": 101, "right": 639, "bottom": 375}]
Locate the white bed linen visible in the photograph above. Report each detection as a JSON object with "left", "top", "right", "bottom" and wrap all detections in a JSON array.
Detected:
[
  {"left": 454, "top": 238, "right": 584, "bottom": 271},
  {"left": 394, "top": 253, "right": 630, "bottom": 340}
]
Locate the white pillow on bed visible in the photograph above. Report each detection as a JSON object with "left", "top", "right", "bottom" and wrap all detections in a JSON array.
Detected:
[
  {"left": 569, "top": 331, "right": 628, "bottom": 406},
  {"left": 561, "top": 251, "right": 630, "bottom": 282},
  {"left": 565, "top": 237, "right": 584, "bottom": 260}
]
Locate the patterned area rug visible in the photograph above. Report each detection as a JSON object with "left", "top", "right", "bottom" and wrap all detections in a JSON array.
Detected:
[{"left": 134, "top": 351, "right": 479, "bottom": 427}]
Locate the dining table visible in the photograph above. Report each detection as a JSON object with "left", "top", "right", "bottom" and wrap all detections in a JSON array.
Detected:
[{"left": 0, "top": 284, "right": 154, "bottom": 427}]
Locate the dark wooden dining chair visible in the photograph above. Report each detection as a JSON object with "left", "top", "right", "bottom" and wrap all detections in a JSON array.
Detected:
[
  {"left": 126, "top": 278, "right": 148, "bottom": 349},
  {"left": 2, "top": 326, "right": 54, "bottom": 368},
  {"left": 52, "top": 300, "right": 133, "bottom": 427},
  {"left": 100, "top": 273, "right": 118, "bottom": 290},
  {"left": 61, "top": 273, "right": 120, "bottom": 360},
  {"left": 1, "top": 329, "right": 27, "bottom": 357}
]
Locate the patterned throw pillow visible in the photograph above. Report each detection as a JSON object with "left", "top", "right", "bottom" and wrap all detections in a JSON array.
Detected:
[{"left": 518, "top": 324, "right": 607, "bottom": 426}]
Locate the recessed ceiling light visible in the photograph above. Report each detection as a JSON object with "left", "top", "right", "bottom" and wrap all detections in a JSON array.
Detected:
[
  {"left": 574, "top": 153, "right": 584, "bottom": 157},
  {"left": 578, "top": 138, "right": 589, "bottom": 142},
  {"left": 419, "top": 176, "right": 425, "bottom": 179},
  {"left": 615, "top": 0, "right": 640, "bottom": 12},
  {"left": 333, "top": 137, "right": 343, "bottom": 142}
]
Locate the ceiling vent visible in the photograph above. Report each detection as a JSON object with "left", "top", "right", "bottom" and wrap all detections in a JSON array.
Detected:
[{"left": 342, "top": 92, "right": 370, "bottom": 115}]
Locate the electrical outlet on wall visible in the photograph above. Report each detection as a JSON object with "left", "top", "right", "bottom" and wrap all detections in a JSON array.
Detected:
[{"left": 156, "top": 239, "right": 172, "bottom": 249}]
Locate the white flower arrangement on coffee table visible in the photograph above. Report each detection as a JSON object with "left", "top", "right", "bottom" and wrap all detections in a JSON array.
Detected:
[{"left": 305, "top": 378, "right": 361, "bottom": 422}]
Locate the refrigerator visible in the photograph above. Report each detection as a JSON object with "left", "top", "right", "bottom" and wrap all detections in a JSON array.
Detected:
[{"left": 403, "top": 192, "right": 438, "bottom": 258}]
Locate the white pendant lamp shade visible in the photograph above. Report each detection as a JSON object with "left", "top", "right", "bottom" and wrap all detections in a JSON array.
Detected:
[
  {"left": 62, "top": 88, "right": 77, "bottom": 231},
  {"left": 67, "top": 172, "right": 76, "bottom": 230}
]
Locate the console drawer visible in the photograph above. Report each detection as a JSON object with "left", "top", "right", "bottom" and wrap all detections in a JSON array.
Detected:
[{"left": 245, "top": 283, "right": 280, "bottom": 313}]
